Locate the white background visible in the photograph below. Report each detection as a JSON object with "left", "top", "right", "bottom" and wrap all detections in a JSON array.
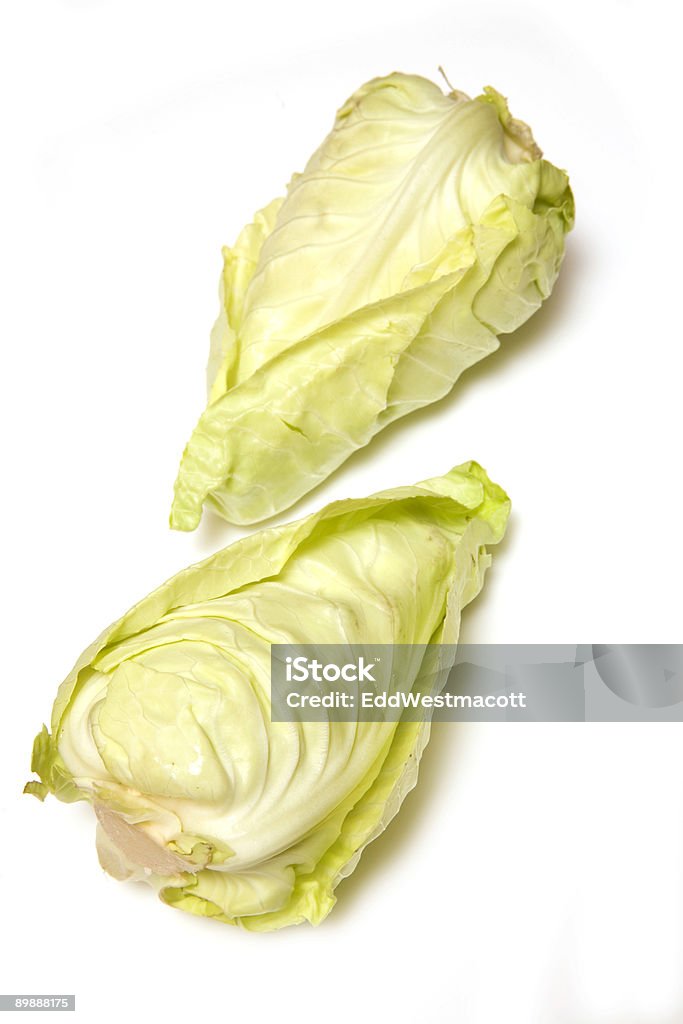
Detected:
[{"left": 2, "top": 0, "right": 682, "bottom": 1021}]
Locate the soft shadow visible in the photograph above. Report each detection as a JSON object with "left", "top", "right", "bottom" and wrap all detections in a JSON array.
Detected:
[
  {"left": 326, "top": 719, "right": 473, "bottom": 926},
  {"left": 194, "top": 504, "right": 241, "bottom": 550}
]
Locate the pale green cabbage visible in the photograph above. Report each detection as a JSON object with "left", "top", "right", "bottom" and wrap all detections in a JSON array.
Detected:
[
  {"left": 170, "top": 73, "right": 573, "bottom": 529},
  {"left": 27, "top": 462, "right": 509, "bottom": 931}
]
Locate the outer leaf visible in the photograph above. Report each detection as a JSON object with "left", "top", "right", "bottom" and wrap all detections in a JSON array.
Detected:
[{"left": 206, "top": 197, "right": 284, "bottom": 402}]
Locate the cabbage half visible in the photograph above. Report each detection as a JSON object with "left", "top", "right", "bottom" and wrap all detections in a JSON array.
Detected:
[
  {"left": 170, "top": 73, "right": 573, "bottom": 529},
  {"left": 28, "top": 462, "right": 509, "bottom": 931}
]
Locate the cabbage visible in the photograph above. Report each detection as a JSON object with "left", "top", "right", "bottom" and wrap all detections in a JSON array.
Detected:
[
  {"left": 170, "top": 73, "right": 572, "bottom": 529},
  {"left": 27, "top": 461, "right": 509, "bottom": 931}
]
